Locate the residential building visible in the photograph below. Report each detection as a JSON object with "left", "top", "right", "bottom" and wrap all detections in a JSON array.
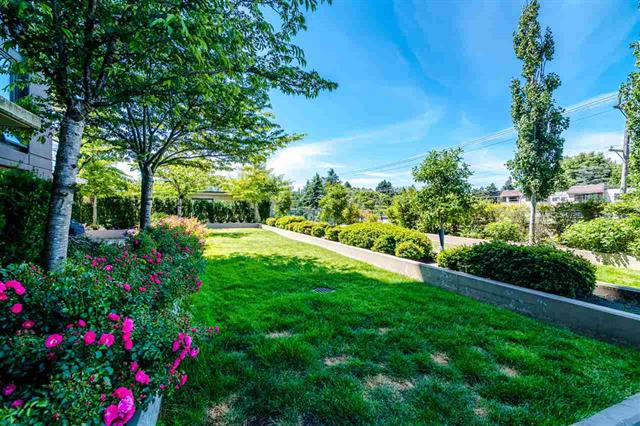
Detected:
[
  {"left": 499, "top": 189, "right": 525, "bottom": 204},
  {"left": 547, "top": 183, "right": 625, "bottom": 204},
  {"left": 0, "top": 48, "right": 52, "bottom": 179}
]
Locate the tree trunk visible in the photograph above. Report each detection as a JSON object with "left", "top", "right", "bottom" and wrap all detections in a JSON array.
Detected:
[
  {"left": 91, "top": 196, "right": 98, "bottom": 226},
  {"left": 438, "top": 222, "right": 445, "bottom": 251},
  {"left": 140, "top": 165, "right": 155, "bottom": 229},
  {"left": 45, "top": 114, "right": 85, "bottom": 271},
  {"left": 177, "top": 195, "right": 183, "bottom": 217},
  {"left": 254, "top": 203, "right": 260, "bottom": 222},
  {"left": 528, "top": 193, "right": 537, "bottom": 245}
]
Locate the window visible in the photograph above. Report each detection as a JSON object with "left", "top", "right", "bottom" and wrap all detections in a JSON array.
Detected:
[{"left": 0, "top": 50, "right": 29, "bottom": 147}]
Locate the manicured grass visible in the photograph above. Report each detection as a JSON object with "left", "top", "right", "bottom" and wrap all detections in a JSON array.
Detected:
[
  {"left": 161, "top": 229, "right": 640, "bottom": 425},
  {"left": 597, "top": 264, "right": 640, "bottom": 288}
]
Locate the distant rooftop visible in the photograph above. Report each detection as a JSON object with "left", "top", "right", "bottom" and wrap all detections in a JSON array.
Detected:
[
  {"left": 500, "top": 190, "right": 523, "bottom": 198},
  {"left": 567, "top": 183, "right": 606, "bottom": 195}
]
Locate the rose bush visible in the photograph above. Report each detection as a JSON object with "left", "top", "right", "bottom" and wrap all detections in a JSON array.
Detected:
[{"left": 0, "top": 216, "right": 216, "bottom": 424}]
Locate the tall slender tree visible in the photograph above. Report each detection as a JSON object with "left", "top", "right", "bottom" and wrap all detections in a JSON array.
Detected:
[
  {"left": 621, "top": 37, "right": 640, "bottom": 181},
  {"left": 507, "top": 0, "right": 569, "bottom": 244}
]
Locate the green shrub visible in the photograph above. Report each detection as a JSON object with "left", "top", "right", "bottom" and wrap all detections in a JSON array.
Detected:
[
  {"left": 560, "top": 217, "right": 640, "bottom": 254},
  {"left": 337, "top": 223, "right": 433, "bottom": 261},
  {"left": 292, "top": 221, "right": 316, "bottom": 235},
  {"left": 549, "top": 200, "right": 605, "bottom": 235},
  {"left": 325, "top": 226, "right": 341, "bottom": 241},
  {"left": 311, "top": 223, "right": 328, "bottom": 238},
  {"left": 0, "top": 169, "right": 51, "bottom": 265},
  {"left": 482, "top": 220, "right": 523, "bottom": 242},
  {"left": 437, "top": 241, "right": 596, "bottom": 298},
  {"left": 265, "top": 217, "right": 277, "bottom": 226},
  {"left": 371, "top": 235, "right": 396, "bottom": 255},
  {"left": 274, "top": 215, "right": 305, "bottom": 229},
  {"left": 395, "top": 241, "right": 425, "bottom": 260}
]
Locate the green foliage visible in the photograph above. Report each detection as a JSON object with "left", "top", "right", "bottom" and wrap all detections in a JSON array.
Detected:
[
  {"left": 375, "top": 180, "right": 395, "bottom": 196},
  {"left": 413, "top": 148, "right": 472, "bottom": 245},
  {"left": 337, "top": 223, "right": 433, "bottom": 261},
  {"left": 265, "top": 218, "right": 277, "bottom": 226},
  {"left": 0, "top": 218, "right": 210, "bottom": 423},
  {"left": 274, "top": 188, "right": 293, "bottom": 217},
  {"left": 621, "top": 39, "right": 640, "bottom": 179},
  {"left": 371, "top": 235, "right": 396, "bottom": 255},
  {"left": 556, "top": 152, "right": 621, "bottom": 190},
  {"left": 482, "top": 220, "right": 523, "bottom": 242},
  {"left": 437, "top": 241, "right": 596, "bottom": 298},
  {"left": 386, "top": 187, "right": 421, "bottom": 230},
  {"left": 0, "top": 169, "right": 50, "bottom": 265},
  {"left": 319, "top": 184, "right": 358, "bottom": 225},
  {"left": 395, "top": 241, "right": 425, "bottom": 261},
  {"left": 274, "top": 215, "right": 306, "bottom": 229},
  {"left": 325, "top": 226, "right": 341, "bottom": 241},
  {"left": 324, "top": 169, "right": 341, "bottom": 186},
  {"left": 549, "top": 200, "right": 605, "bottom": 235},
  {"left": 302, "top": 174, "right": 325, "bottom": 210},
  {"left": 560, "top": 217, "right": 640, "bottom": 254},
  {"left": 349, "top": 187, "right": 391, "bottom": 214},
  {"left": 310, "top": 223, "right": 329, "bottom": 238},
  {"left": 508, "top": 0, "right": 569, "bottom": 241},
  {"left": 605, "top": 192, "right": 640, "bottom": 217}
]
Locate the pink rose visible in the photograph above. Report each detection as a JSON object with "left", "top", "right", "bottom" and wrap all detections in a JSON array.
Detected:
[
  {"left": 0, "top": 281, "right": 5, "bottom": 292},
  {"left": 98, "top": 333, "right": 115, "bottom": 347},
  {"left": 123, "top": 337, "right": 133, "bottom": 351},
  {"left": 123, "top": 284, "right": 131, "bottom": 292},
  {"left": 0, "top": 293, "right": 7, "bottom": 301},
  {"left": 77, "top": 319, "right": 87, "bottom": 327},
  {"left": 2, "top": 383, "right": 16, "bottom": 396},
  {"left": 122, "top": 318, "right": 134, "bottom": 334},
  {"left": 21, "top": 320, "right": 34, "bottom": 329},
  {"left": 184, "top": 335, "right": 192, "bottom": 348},
  {"left": 105, "top": 264, "right": 113, "bottom": 271},
  {"left": 84, "top": 330, "right": 97, "bottom": 345},
  {"left": 179, "top": 374, "right": 188, "bottom": 387},
  {"left": 6, "top": 280, "right": 25, "bottom": 295},
  {"left": 10, "top": 303, "right": 22, "bottom": 314},
  {"left": 45, "top": 334, "right": 63, "bottom": 348},
  {"left": 10, "top": 399, "right": 23, "bottom": 409},
  {"left": 107, "top": 313, "right": 120, "bottom": 321},
  {"left": 130, "top": 361, "right": 139, "bottom": 372},
  {"left": 189, "top": 347, "right": 200, "bottom": 358},
  {"left": 105, "top": 388, "right": 136, "bottom": 425},
  {"left": 172, "top": 339, "right": 180, "bottom": 352},
  {"left": 135, "top": 370, "right": 150, "bottom": 385}
]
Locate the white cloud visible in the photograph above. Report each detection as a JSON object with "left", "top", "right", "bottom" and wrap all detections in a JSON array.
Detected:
[
  {"left": 267, "top": 107, "right": 444, "bottom": 188},
  {"left": 564, "top": 131, "right": 624, "bottom": 160}
]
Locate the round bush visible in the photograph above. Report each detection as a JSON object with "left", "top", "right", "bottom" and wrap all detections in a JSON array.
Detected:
[
  {"left": 436, "top": 241, "right": 596, "bottom": 298},
  {"left": 395, "top": 241, "right": 425, "bottom": 260},
  {"left": 265, "top": 217, "right": 277, "bottom": 226},
  {"left": 325, "top": 226, "right": 341, "bottom": 241},
  {"left": 560, "top": 217, "right": 640, "bottom": 254},
  {"left": 274, "top": 215, "right": 305, "bottom": 229},
  {"left": 311, "top": 224, "right": 327, "bottom": 238},
  {"left": 372, "top": 235, "right": 396, "bottom": 255},
  {"left": 482, "top": 220, "right": 523, "bottom": 242}
]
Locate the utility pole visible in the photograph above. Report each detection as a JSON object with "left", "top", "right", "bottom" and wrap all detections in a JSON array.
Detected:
[{"left": 611, "top": 97, "right": 630, "bottom": 193}]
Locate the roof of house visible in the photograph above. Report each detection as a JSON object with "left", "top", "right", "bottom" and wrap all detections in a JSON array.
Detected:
[
  {"left": 567, "top": 183, "right": 606, "bottom": 195},
  {"left": 500, "top": 190, "right": 523, "bottom": 198}
]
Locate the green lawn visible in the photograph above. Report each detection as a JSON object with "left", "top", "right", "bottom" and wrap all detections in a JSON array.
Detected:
[
  {"left": 597, "top": 264, "right": 640, "bottom": 288},
  {"left": 161, "top": 228, "right": 640, "bottom": 425}
]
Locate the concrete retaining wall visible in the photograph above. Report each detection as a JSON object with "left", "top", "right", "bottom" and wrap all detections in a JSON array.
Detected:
[
  {"left": 207, "top": 222, "right": 260, "bottom": 229},
  {"left": 572, "top": 393, "right": 640, "bottom": 426},
  {"left": 129, "top": 395, "right": 162, "bottom": 426},
  {"left": 262, "top": 225, "right": 640, "bottom": 349}
]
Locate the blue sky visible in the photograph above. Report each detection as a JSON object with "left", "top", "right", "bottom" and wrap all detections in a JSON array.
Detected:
[{"left": 266, "top": 0, "right": 640, "bottom": 189}]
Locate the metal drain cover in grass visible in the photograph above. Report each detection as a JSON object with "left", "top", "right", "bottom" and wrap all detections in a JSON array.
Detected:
[{"left": 313, "top": 287, "right": 335, "bottom": 293}]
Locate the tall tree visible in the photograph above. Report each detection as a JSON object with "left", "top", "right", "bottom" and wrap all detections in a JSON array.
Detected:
[
  {"left": 621, "top": 37, "right": 640, "bottom": 182},
  {"left": 413, "top": 148, "right": 472, "bottom": 250},
  {"left": 319, "top": 184, "right": 358, "bottom": 225},
  {"left": 0, "top": 0, "right": 336, "bottom": 269},
  {"left": 502, "top": 177, "right": 515, "bottom": 191},
  {"left": 303, "top": 173, "right": 325, "bottom": 209},
  {"left": 77, "top": 160, "right": 129, "bottom": 226},
  {"left": 274, "top": 187, "right": 293, "bottom": 217},
  {"left": 556, "top": 152, "right": 621, "bottom": 190},
  {"left": 324, "top": 168, "right": 340, "bottom": 186},
  {"left": 386, "top": 187, "right": 421, "bottom": 229},
  {"left": 375, "top": 180, "right": 395, "bottom": 196},
  {"left": 156, "top": 161, "right": 216, "bottom": 217},
  {"left": 507, "top": 0, "right": 569, "bottom": 244},
  {"left": 0, "top": 0, "right": 223, "bottom": 269}
]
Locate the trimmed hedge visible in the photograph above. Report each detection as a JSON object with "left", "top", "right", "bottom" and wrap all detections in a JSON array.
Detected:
[
  {"left": 395, "top": 241, "right": 425, "bottom": 260},
  {"left": 337, "top": 223, "right": 434, "bottom": 262},
  {"left": 560, "top": 216, "right": 640, "bottom": 254},
  {"left": 325, "top": 226, "right": 341, "bottom": 241},
  {"left": 436, "top": 241, "right": 596, "bottom": 298},
  {"left": 265, "top": 218, "right": 277, "bottom": 226},
  {"left": 274, "top": 215, "right": 306, "bottom": 229}
]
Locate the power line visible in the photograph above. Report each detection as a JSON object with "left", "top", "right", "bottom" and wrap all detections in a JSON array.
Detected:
[{"left": 341, "top": 92, "right": 619, "bottom": 178}]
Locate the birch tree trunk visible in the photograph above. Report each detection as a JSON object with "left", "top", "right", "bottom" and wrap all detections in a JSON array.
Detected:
[
  {"left": 140, "top": 165, "right": 155, "bottom": 229},
  {"left": 45, "top": 114, "right": 85, "bottom": 271},
  {"left": 528, "top": 193, "right": 537, "bottom": 245},
  {"left": 92, "top": 196, "right": 98, "bottom": 226},
  {"left": 177, "top": 195, "right": 183, "bottom": 217}
]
